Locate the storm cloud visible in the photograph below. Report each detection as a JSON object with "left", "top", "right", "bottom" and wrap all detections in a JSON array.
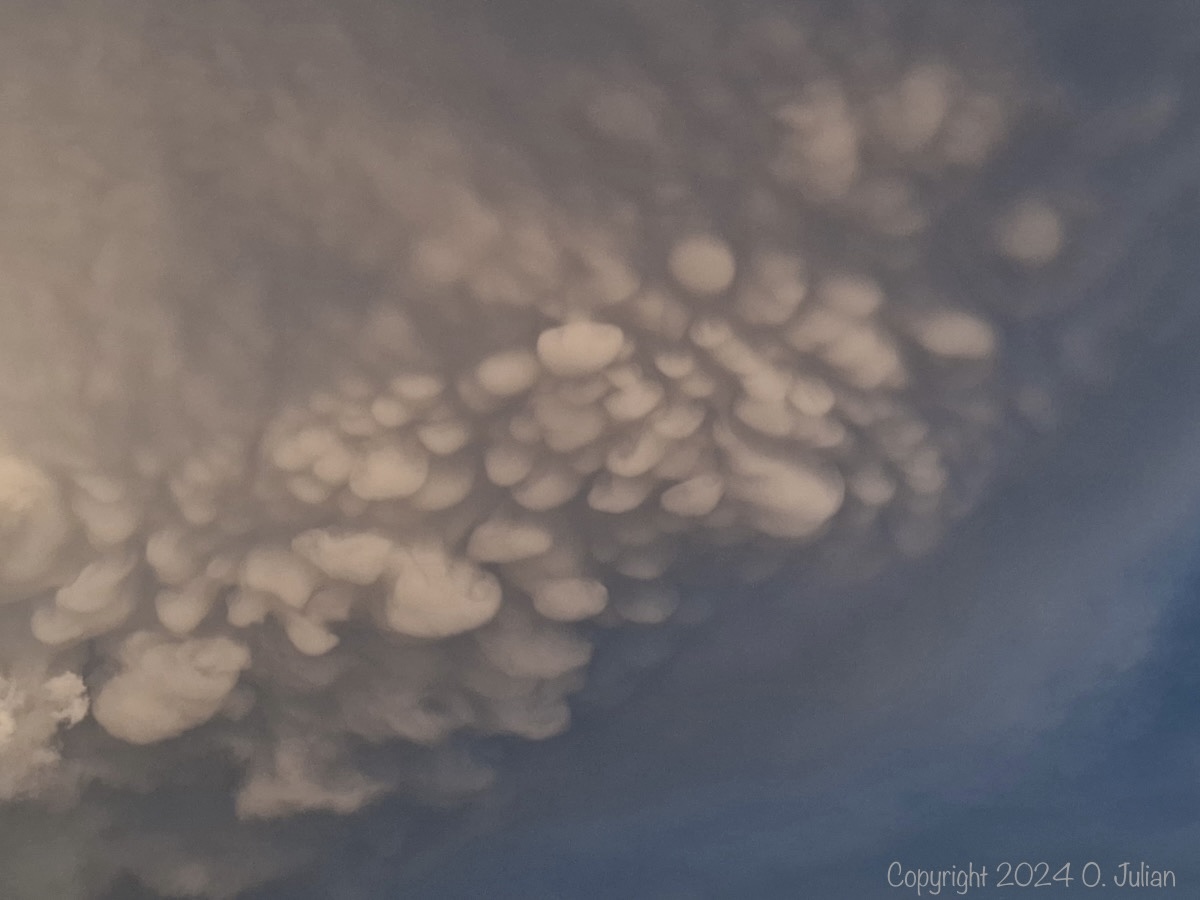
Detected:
[{"left": 0, "top": 1, "right": 1198, "bottom": 897}]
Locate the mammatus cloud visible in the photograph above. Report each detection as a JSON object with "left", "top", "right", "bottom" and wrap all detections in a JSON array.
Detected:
[{"left": 0, "top": 0, "right": 1193, "bottom": 896}]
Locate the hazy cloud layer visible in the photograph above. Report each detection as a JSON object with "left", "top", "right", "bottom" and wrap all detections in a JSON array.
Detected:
[{"left": 0, "top": 1, "right": 1197, "bottom": 897}]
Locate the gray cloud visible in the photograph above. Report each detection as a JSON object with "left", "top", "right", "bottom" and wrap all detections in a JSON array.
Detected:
[{"left": 0, "top": 1, "right": 1197, "bottom": 897}]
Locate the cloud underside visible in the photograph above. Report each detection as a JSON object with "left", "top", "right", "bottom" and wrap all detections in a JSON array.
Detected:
[{"left": 0, "top": 0, "right": 1189, "bottom": 896}]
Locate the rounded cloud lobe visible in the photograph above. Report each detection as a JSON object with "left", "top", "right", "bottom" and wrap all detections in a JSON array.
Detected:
[{"left": 0, "top": 0, "right": 1189, "bottom": 896}]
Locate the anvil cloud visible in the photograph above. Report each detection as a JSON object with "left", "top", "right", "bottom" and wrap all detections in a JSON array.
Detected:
[{"left": 0, "top": 1, "right": 1197, "bottom": 897}]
